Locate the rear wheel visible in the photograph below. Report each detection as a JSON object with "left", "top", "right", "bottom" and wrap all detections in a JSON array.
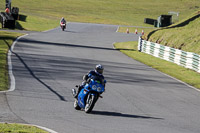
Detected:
[
  {"left": 74, "top": 99, "right": 81, "bottom": 110},
  {"left": 85, "top": 95, "right": 96, "bottom": 113}
]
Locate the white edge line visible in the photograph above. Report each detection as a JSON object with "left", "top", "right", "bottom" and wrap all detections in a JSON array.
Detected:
[
  {"left": 33, "top": 124, "right": 59, "bottom": 133},
  {"left": 116, "top": 26, "right": 119, "bottom": 32},
  {"left": 0, "top": 122, "right": 58, "bottom": 133},
  {"left": 1, "top": 33, "right": 59, "bottom": 132},
  {"left": 157, "top": 70, "right": 200, "bottom": 92},
  {"left": 112, "top": 42, "right": 116, "bottom": 49},
  {"left": 0, "top": 34, "right": 28, "bottom": 93}
]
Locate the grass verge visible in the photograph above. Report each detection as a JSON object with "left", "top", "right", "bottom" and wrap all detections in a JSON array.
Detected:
[
  {"left": 0, "top": 123, "right": 48, "bottom": 133},
  {"left": 114, "top": 41, "right": 200, "bottom": 89},
  {"left": 0, "top": 31, "right": 23, "bottom": 91}
]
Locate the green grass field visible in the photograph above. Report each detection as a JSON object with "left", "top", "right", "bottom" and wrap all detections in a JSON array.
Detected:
[{"left": 1, "top": 0, "right": 200, "bottom": 30}]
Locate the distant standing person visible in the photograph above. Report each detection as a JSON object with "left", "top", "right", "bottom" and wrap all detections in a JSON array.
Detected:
[{"left": 5, "top": 8, "right": 10, "bottom": 14}]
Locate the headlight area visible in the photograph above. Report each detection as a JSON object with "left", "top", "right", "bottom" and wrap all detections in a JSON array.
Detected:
[
  {"left": 97, "top": 87, "right": 102, "bottom": 92},
  {"left": 92, "top": 85, "right": 97, "bottom": 90}
]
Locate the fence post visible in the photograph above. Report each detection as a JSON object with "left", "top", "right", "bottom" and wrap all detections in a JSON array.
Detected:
[{"left": 138, "top": 36, "right": 143, "bottom": 52}]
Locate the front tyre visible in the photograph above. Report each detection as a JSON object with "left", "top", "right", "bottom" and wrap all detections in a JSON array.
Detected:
[
  {"left": 74, "top": 99, "right": 81, "bottom": 110},
  {"left": 85, "top": 95, "right": 96, "bottom": 113}
]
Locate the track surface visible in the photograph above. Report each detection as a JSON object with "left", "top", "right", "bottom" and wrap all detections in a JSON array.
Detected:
[{"left": 1, "top": 22, "right": 200, "bottom": 133}]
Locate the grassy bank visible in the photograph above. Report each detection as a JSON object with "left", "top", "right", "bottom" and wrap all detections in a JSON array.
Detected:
[
  {"left": 0, "top": 123, "right": 48, "bottom": 133},
  {"left": 114, "top": 41, "right": 200, "bottom": 89},
  {"left": 143, "top": 11, "right": 200, "bottom": 54},
  {"left": 1, "top": 0, "right": 200, "bottom": 31},
  {"left": 0, "top": 31, "right": 23, "bottom": 91},
  {"left": 117, "top": 11, "right": 200, "bottom": 90}
]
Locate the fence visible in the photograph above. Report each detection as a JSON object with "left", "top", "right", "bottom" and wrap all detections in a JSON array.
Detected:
[{"left": 138, "top": 37, "right": 200, "bottom": 73}]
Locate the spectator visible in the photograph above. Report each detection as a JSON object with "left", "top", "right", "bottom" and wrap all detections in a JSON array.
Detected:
[{"left": 5, "top": 8, "right": 10, "bottom": 14}]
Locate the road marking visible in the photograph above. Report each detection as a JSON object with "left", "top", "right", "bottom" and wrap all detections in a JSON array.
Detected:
[
  {"left": 1, "top": 34, "right": 59, "bottom": 132},
  {"left": 33, "top": 124, "right": 59, "bottom": 133},
  {"left": 157, "top": 70, "right": 200, "bottom": 92},
  {"left": 0, "top": 34, "right": 28, "bottom": 93},
  {"left": 116, "top": 26, "right": 119, "bottom": 32}
]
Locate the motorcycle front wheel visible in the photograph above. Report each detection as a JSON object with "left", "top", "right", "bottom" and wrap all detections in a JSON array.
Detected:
[
  {"left": 74, "top": 99, "right": 81, "bottom": 110},
  {"left": 62, "top": 27, "right": 65, "bottom": 31},
  {"left": 85, "top": 95, "right": 96, "bottom": 113}
]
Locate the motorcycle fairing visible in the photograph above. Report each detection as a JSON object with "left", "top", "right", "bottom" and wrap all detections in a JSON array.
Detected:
[{"left": 77, "top": 84, "right": 90, "bottom": 108}]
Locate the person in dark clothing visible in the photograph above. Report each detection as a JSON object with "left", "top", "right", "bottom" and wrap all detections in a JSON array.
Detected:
[
  {"left": 74, "top": 64, "right": 106, "bottom": 99},
  {"left": 60, "top": 17, "right": 66, "bottom": 24}
]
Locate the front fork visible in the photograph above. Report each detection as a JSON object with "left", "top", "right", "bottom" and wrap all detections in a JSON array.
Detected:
[{"left": 86, "top": 93, "right": 99, "bottom": 104}]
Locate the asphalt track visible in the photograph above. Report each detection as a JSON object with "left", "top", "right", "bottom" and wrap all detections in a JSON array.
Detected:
[{"left": 1, "top": 22, "right": 200, "bottom": 133}]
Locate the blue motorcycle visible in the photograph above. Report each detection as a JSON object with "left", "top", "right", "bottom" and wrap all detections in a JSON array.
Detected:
[{"left": 72, "top": 77, "right": 106, "bottom": 113}]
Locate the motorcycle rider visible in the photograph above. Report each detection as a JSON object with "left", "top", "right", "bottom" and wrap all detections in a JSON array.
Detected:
[
  {"left": 60, "top": 17, "right": 66, "bottom": 25},
  {"left": 60, "top": 17, "right": 66, "bottom": 24},
  {"left": 73, "top": 64, "right": 106, "bottom": 99}
]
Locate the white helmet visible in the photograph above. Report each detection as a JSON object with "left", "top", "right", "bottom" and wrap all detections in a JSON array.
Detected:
[{"left": 95, "top": 64, "right": 104, "bottom": 74}]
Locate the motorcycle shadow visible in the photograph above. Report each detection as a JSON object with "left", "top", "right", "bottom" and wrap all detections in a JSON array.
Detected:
[
  {"left": 63, "top": 30, "right": 77, "bottom": 33},
  {"left": 91, "top": 111, "right": 163, "bottom": 120}
]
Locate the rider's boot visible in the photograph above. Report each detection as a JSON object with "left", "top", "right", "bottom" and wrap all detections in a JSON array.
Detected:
[
  {"left": 74, "top": 85, "right": 82, "bottom": 99},
  {"left": 72, "top": 88, "right": 76, "bottom": 97}
]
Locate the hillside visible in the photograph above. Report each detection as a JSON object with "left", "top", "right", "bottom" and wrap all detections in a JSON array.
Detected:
[
  {"left": 0, "top": 0, "right": 200, "bottom": 31},
  {"left": 144, "top": 11, "right": 200, "bottom": 54}
]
